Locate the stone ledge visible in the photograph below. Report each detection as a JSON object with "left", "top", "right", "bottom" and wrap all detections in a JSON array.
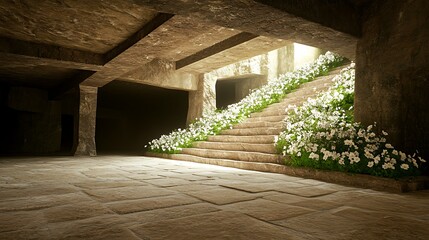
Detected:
[{"left": 145, "top": 152, "right": 429, "bottom": 193}]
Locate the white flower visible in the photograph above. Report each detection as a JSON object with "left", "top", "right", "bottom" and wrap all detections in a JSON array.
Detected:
[
  {"left": 309, "top": 152, "right": 320, "bottom": 160},
  {"left": 400, "top": 164, "right": 409, "bottom": 170},
  {"left": 367, "top": 161, "right": 374, "bottom": 168},
  {"left": 385, "top": 143, "right": 394, "bottom": 149}
]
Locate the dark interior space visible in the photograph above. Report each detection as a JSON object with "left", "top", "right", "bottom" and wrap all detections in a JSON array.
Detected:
[
  {"left": 0, "top": 84, "right": 63, "bottom": 155},
  {"left": 216, "top": 76, "right": 266, "bottom": 110},
  {"left": 216, "top": 80, "right": 237, "bottom": 109},
  {"left": 96, "top": 80, "right": 188, "bottom": 155}
]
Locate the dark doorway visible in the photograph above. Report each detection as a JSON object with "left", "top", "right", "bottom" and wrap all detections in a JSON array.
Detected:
[
  {"left": 216, "top": 75, "right": 267, "bottom": 109},
  {"left": 216, "top": 81, "right": 236, "bottom": 109},
  {"left": 96, "top": 81, "right": 188, "bottom": 155}
]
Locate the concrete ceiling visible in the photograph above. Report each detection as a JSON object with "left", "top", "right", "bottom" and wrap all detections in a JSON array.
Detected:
[{"left": 0, "top": 0, "right": 370, "bottom": 96}]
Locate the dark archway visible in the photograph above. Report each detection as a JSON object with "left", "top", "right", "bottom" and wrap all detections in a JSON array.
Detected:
[{"left": 96, "top": 81, "right": 188, "bottom": 155}]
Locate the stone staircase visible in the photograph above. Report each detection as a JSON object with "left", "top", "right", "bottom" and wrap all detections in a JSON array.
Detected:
[{"left": 148, "top": 67, "right": 343, "bottom": 172}]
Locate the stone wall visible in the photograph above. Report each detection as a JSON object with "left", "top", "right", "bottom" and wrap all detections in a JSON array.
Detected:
[
  {"left": 0, "top": 87, "right": 61, "bottom": 154},
  {"left": 355, "top": 0, "right": 429, "bottom": 159}
]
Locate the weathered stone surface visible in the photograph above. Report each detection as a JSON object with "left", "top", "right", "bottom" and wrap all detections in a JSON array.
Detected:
[
  {"left": 222, "top": 198, "right": 314, "bottom": 221},
  {"left": 0, "top": 156, "right": 429, "bottom": 239},
  {"left": 355, "top": 0, "right": 429, "bottom": 160},
  {"left": 83, "top": 185, "right": 176, "bottom": 202},
  {"left": 0, "top": 184, "right": 79, "bottom": 200},
  {"left": 73, "top": 179, "right": 146, "bottom": 190},
  {"left": 0, "top": 0, "right": 157, "bottom": 53},
  {"left": 48, "top": 215, "right": 139, "bottom": 240},
  {"left": 106, "top": 194, "right": 200, "bottom": 214},
  {"left": 0, "top": 192, "right": 92, "bottom": 212},
  {"left": 136, "top": 0, "right": 358, "bottom": 58},
  {"left": 185, "top": 187, "right": 260, "bottom": 205},
  {"left": 130, "top": 211, "right": 309, "bottom": 240},
  {"left": 43, "top": 201, "right": 113, "bottom": 223},
  {"left": 74, "top": 85, "right": 97, "bottom": 156},
  {"left": 120, "top": 59, "right": 198, "bottom": 91},
  {"left": 0, "top": 211, "right": 47, "bottom": 233},
  {"left": 179, "top": 37, "right": 291, "bottom": 74},
  {"left": 143, "top": 178, "right": 191, "bottom": 187},
  {"left": 122, "top": 202, "right": 221, "bottom": 225}
]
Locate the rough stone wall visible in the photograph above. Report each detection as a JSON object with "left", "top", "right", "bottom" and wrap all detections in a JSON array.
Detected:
[
  {"left": 187, "top": 74, "right": 216, "bottom": 124},
  {"left": 355, "top": 0, "right": 429, "bottom": 158},
  {"left": 4, "top": 87, "right": 61, "bottom": 153},
  {"left": 74, "top": 85, "right": 98, "bottom": 156}
]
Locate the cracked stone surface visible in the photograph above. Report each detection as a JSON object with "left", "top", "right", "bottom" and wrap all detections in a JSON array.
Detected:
[{"left": 1, "top": 156, "right": 429, "bottom": 240}]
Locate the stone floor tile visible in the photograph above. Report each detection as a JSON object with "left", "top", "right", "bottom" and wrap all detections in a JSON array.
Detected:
[
  {"left": 166, "top": 183, "right": 218, "bottom": 192},
  {"left": 221, "top": 181, "right": 308, "bottom": 193},
  {"left": 0, "top": 192, "right": 93, "bottom": 212},
  {"left": 143, "top": 177, "right": 192, "bottom": 187},
  {"left": 130, "top": 211, "right": 312, "bottom": 240},
  {"left": 289, "top": 199, "right": 343, "bottom": 211},
  {"left": 185, "top": 187, "right": 260, "bottom": 205},
  {"left": 42, "top": 201, "right": 113, "bottom": 223},
  {"left": 222, "top": 198, "right": 314, "bottom": 221},
  {"left": 106, "top": 194, "right": 201, "bottom": 214},
  {"left": 47, "top": 215, "right": 140, "bottom": 240},
  {"left": 262, "top": 192, "right": 309, "bottom": 204},
  {"left": 122, "top": 202, "right": 221, "bottom": 226},
  {"left": 83, "top": 185, "right": 177, "bottom": 202},
  {"left": 274, "top": 212, "right": 366, "bottom": 239},
  {"left": 0, "top": 183, "right": 79, "bottom": 200},
  {"left": 73, "top": 179, "right": 147, "bottom": 189},
  {"left": 0, "top": 211, "right": 47, "bottom": 233},
  {"left": 277, "top": 185, "right": 337, "bottom": 197}
]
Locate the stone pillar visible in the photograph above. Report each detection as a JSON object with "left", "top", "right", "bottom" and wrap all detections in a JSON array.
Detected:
[
  {"left": 186, "top": 74, "right": 216, "bottom": 125},
  {"left": 355, "top": 0, "right": 429, "bottom": 159},
  {"left": 277, "top": 44, "right": 294, "bottom": 74},
  {"left": 73, "top": 85, "right": 98, "bottom": 156}
]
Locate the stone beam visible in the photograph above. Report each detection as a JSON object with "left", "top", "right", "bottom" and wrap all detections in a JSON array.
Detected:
[
  {"left": 0, "top": 37, "right": 104, "bottom": 71},
  {"left": 179, "top": 36, "right": 290, "bottom": 73},
  {"left": 80, "top": 13, "right": 175, "bottom": 87},
  {"left": 120, "top": 59, "right": 198, "bottom": 91},
  {"left": 175, "top": 32, "right": 258, "bottom": 70},
  {"left": 135, "top": 0, "right": 358, "bottom": 58}
]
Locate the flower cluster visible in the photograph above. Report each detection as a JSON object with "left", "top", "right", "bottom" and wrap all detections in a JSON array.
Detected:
[
  {"left": 276, "top": 63, "right": 427, "bottom": 178},
  {"left": 147, "top": 52, "right": 345, "bottom": 153}
]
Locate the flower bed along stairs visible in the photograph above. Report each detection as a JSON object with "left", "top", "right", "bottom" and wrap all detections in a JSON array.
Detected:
[{"left": 146, "top": 66, "right": 343, "bottom": 170}]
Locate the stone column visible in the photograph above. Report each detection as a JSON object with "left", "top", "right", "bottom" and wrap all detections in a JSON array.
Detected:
[
  {"left": 73, "top": 85, "right": 98, "bottom": 156},
  {"left": 355, "top": 0, "right": 429, "bottom": 159},
  {"left": 186, "top": 73, "right": 216, "bottom": 125}
]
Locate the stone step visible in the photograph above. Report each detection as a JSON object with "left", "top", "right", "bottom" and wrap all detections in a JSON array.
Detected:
[
  {"left": 250, "top": 108, "right": 286, "bottom": 118},
  {"left": 244, "top": 115, "right": 285, "bottom": 123},
  {"left": 192, "top": 141, "right": 276, "bottom": 154},
  {"left": 181, "top": 148, "right": 282, "bottom": 164},
  {"left": 208, "top": 135, "right": 276, "bottom": 144},
  {"left": 233, "top": 121, "right": 283, "bottom": 129},
  {"left": 148, "top": 153, "right": 287, "bottom": 174},
  {"left": 220, "top": 127, "right": 282, "bottom": 136}
]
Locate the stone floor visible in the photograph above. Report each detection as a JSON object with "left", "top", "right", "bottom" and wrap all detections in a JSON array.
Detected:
[{"left": 0, "top": 156, "right": 428, "bottom": 240}]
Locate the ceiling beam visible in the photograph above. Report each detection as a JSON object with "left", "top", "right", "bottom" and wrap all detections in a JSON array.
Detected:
[
  {"left": 134, "top": 0, "right": 359, "bottom": 59},
  {"left": 175, "top": 32, "right": 258, "bottom": 70},
  {"left": 0, "top": 37, "right": 104, "bottom": 71},
  {"left": 80, "top": 13, "right": 174, "bottom": 87}
]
